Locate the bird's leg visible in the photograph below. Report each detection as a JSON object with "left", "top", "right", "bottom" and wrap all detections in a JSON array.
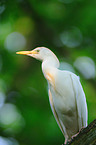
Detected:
[
  {"left": 71, "top": 132, "right": 79, "bottom": 139},
  {"left": 71, "top": 127, "right": 85, "bottom": 139},
  {"left": 64, "top": 135, "right": 68, "bottom": 145}
]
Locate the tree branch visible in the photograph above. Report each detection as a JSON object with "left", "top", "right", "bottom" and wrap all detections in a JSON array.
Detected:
[{"left": 64, "top": 119, "right": 96, "bottom": 145}]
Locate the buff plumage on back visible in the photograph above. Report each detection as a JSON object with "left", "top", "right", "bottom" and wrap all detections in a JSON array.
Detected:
[{"left": 16, "top": 47, "right": 88, "bottom": 144}]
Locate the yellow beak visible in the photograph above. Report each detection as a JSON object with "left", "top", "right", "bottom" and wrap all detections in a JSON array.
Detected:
[{"left": 16, "top": 50, "right": 37, "bottom": 55}]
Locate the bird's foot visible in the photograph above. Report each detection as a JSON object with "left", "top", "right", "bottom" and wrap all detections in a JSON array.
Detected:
[
  {"left": 71, "top": 132, "right": 79, "bottom": 139},
  {"left": 79, "top": 126, "right": 85, "bottom": 133},
  {"left": 71, "top": 127, "right": 85, "bottom": 140},
  {"left": 62, "top": 140, "right": 69, "bottom": 145},
  {"left": 62, "top": 127, "right": 87, "bottom": 145},
  {"left": 62, "top": 138, "right": 68, "bottom": 145}
]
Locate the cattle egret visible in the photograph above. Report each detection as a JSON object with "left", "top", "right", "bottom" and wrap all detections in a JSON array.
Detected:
[{"left": 16, "top": 47, "right": 88, "bottom": 144}]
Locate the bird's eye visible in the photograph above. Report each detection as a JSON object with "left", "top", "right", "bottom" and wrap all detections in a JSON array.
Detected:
[{"left": 36, "top": 49, "right": 40, "bottom": 53}]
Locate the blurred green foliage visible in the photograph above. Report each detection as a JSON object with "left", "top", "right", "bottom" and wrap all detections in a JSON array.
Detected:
[{"left": 0, "top": 0, "right": 96, "bottom": 145}]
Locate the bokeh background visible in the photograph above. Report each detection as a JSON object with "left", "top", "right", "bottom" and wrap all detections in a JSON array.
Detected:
[{"left": 0, "top": 0, "right": 96, "bottom": 145}]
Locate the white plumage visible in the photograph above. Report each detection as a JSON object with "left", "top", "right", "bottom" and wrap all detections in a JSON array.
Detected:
[{"left": 16, "top": 47, "right": 88, "bottom": 144}]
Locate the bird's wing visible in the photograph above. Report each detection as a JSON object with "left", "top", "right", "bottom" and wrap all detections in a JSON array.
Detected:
[
  {"left": 48, "top": 89, "right": 66, "bottom": 136},
  {"left": 70, "top": 73, "right": 88, "bottom": 129}
]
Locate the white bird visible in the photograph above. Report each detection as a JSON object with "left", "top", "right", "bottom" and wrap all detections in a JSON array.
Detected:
[{"left": 16, "top": 47, "right": 88, "bottom": 144}]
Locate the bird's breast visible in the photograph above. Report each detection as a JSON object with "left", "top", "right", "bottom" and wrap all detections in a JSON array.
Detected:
[
  {"left": 49, "top": 72, "right": 77, "bottom": 117},
  {"left": 44, "top": 69, "right": 76, "bottom": 117}
]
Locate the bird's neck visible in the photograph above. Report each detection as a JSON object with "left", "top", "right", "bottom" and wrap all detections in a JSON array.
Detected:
[{"left": 42, "top": 57, "right": 59, "bottom": 79}]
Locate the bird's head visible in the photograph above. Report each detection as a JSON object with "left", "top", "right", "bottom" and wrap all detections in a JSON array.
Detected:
[
  {"left": 16, "top": 47, "right": 59, "bottom": 67},
  {"left": 16, "top": 47, "right": 43, "bottom": 61}
]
